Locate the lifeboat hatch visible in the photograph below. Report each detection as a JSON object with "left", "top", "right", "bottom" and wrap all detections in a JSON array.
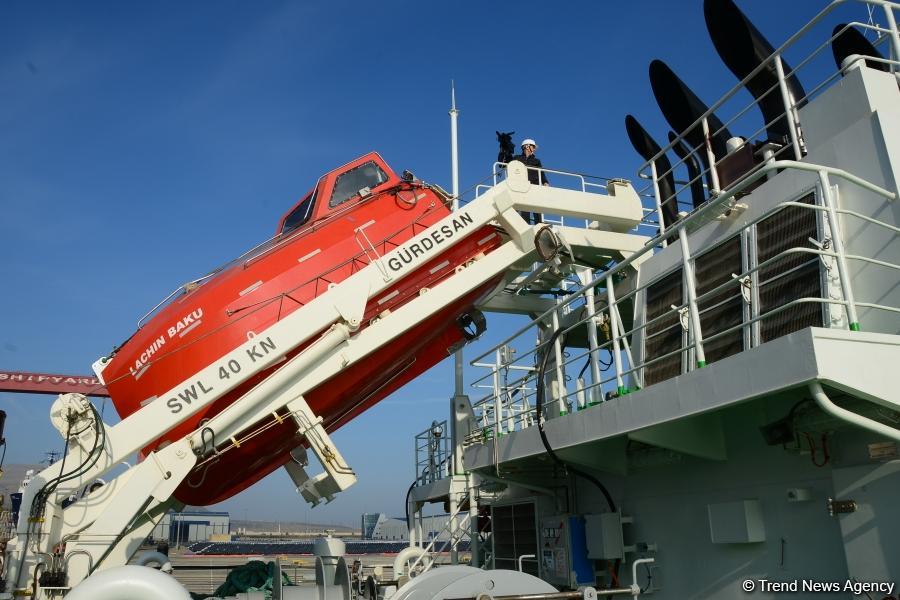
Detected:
[{"left": 277, "top": 152, "right": 398, "bottom": 236}]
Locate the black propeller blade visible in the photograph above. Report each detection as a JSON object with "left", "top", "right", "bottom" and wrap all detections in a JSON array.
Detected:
[
  {"left": 831, "top": 24, "right": 889, "bottom": 72},
  {"left": 704, "top": 0, "right": 807, "bottom": 145},
  {"left": 625, "top": 115, "right": 680, "bottom": 229},
  {"left": 668, "top": 131, "right": 706, "bottom": 209},
  {"left": 649, "top": 59, "right": 733, "bottom": 167}
]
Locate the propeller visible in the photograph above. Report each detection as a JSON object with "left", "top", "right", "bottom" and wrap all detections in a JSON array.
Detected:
[
  {"left": 831, "top": 24, "right": 889, "bottom": 72},
  {"left": 704, "top": 0, "right": 808, "bottom": 145},
  {"left": 625, "top": 115, "right": 680, "bottom": 229},
  {"left": 649, "top": 59, "right": 733, "bottom": 167}
]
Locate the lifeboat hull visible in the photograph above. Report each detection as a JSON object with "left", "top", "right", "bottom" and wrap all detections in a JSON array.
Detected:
[
  {"left": 100, "top": 153, "right": 503, "bottom": 505},
  {"left": 175, "top": 282, "right": 495, "bottom": 505}
]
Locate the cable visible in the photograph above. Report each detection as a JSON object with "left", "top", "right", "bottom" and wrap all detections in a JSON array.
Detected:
[
  {"left": 403, "top": 480, "right": 416, "bottom": 539},
  {"left": 578, "top": 359, "right": 590, "bottom": 379},
  {"left": 0, "top": 441, "right": 7, "bottom": 477},
  {"left": 29, "top": 420, "right": 73, "bottom": 524},
  {"left": 578, "top": 349, "right": 613, "bottom": 380},
  {"left": 787, "top": 397, "right": 814, "bottom": 420},
  {"left": 18, "top": 413, "right": 79, "bottom": 589},
  {"left": 639, "top": 560, "right": 654, "bottom": 593},
  {"left": 535, "top": 327, "right": 616, "bottom": 513},
  {"left": 30, "top": 403, "right": 107, "bottom": 531},
  {"left": 518, "top": 288, "right": 574, "bottom": 298},
  {"left": 608, "top": 561, "right": 621, "bottom": 588},
  {"left": 44, "top": 404, "right": 107, "bottom": 490},
  {"left": 562, "top": 250, "right": 607, "bottom": 273},
  {"left": 803, "top": 432, "right": 830, "bottom": 467}
]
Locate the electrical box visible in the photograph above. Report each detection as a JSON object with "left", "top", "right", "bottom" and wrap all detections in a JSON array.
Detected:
[
  {"left": 585, "top": 512, "right": 624, "bottom": 560},
  {"left": 539, "top": 515, "right": 593, "bottom": 588},
  {"left": 707, "top": 499, "right": 766, "bottom": 544}
]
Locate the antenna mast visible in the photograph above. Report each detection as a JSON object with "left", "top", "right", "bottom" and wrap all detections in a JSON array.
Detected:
[{"left": 449, "top": 81, "right": 460, "bottom": 211}]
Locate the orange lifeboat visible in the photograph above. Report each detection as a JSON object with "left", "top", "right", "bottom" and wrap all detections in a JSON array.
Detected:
[{"left": 100, "top": 152, "right": 502, "bottom": 505}]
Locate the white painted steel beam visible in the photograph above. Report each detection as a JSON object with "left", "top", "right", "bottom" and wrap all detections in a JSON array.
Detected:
[
  {"left": 63, "top": 440, "right": 196, "bottom": 579},
  {"left": 201, "top": 241, "right": 534, "bottom": 449},
  {"left": 9, "top": 161, "right": 647, "bottom": 592},
  {"left": 34, "top": 181, "right": 520, "bottom": 497},
  {"left": 74, "top": 499, "right": 177, "bottom": 581}
]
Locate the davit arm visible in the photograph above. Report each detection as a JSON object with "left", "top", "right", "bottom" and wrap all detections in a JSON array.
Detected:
[{"left": 0, "top": 162, "right": 645, "bottom": 598}]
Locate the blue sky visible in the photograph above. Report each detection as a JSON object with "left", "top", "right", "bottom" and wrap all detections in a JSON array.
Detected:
[{"left": 0, "top": 1, "right": 874, "bottom": 525}]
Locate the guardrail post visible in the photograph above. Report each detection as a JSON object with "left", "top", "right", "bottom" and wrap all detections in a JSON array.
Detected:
[
  {"left": 415, "top": 433, "right": 422, "bottom": 485},
  {"left": 773, "top": 54, "right": 804, "bottom": 161},
  {"left": 551, "top": 305, "right": 567, "bottom": 415},
  {"left": 650, "top": 161, "right": 668, "bottom": 248},
  {"left": 467, "top": 473, "right": 479, "bottom": 567},
  {"left": 578, "top": 268, "right": 604, "bottom": 401},
  {"left": 677, "top": 227, "right": 707, "bottom": 368},
  {"left": 702, "top": 117, "right": 722, "bottom": 194},
  {"left": 492, "top": 350, "right": 504, "bottom": 435},
  {"left": 884, "top": 4, "right": 900, "bottom": 76},
  {"left": 818, "top": 171, "right": 860, "bottom": 330},
  {"left": 613, "top": 303, "right": 641, "bottom": 389},
  {"left": 606, "top": 275, "right": 627, "bottom": 395}
]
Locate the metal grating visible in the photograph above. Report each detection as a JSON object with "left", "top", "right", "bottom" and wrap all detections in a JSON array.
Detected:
[
  {"left": 644, "top": 269, "right": 684, "bottom": 385},
  {"left": 491, "top": 502, "right": 538, "bottom": 576},
  {"left": 695, "top": 236, "right": 744, "bottom": 364},
  {"left": 756, "top": 193, "right": 823, "bottom": 342}
]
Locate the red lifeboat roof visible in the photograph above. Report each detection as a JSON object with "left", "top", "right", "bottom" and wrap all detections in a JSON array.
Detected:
[{"left": 276, "top": 152, "right": 398, "bottom": 236}]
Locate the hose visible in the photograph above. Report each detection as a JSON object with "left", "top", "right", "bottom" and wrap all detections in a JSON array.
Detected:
[{"left": 535, "top": 327, "right": 617, "bottom": 513}]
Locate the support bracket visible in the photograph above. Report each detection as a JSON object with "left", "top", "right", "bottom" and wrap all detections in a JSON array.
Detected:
[{"left": 283, "top": 395, "right": 357, "bottom": 506}]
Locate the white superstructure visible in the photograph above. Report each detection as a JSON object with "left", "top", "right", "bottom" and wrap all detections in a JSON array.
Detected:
[
  {"left": 405, "top": 1, "right": 900, "bottom": 598},
  {"left": 1, "top": 1, "right": 899, "bottom": 598}
]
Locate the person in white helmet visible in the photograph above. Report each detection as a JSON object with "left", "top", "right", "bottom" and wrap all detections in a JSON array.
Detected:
[{"left": 514, "top": 138, "right": 549, "bottom": 224}]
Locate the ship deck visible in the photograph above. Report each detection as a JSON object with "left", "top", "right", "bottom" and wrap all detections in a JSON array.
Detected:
[{"left": 464, "top": 327, "right": 899, "bottom": 473}]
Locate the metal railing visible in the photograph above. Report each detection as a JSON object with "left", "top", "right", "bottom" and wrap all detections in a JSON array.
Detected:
[
  {"left": 407, "top": 508, "right": 473, "bottom": 576},
  {"left": 638, "top": 0, "right": 900, "bottom": 246},
  {"left": 415, "top": 420, "right": 451, "bottom": 485},
  {"left": 467, "top": 159, "right": 897, "bottom": 438},
  {"left": 472, "top": 163, "right": 661, "bottom": 237},
  {"left": 463, "top": 1, "right": 900, "bottom": 438}
]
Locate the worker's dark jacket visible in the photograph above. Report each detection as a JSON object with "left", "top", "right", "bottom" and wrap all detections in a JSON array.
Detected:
[{"left": 513, "top": 154, "right": 550, "bottom": 186}]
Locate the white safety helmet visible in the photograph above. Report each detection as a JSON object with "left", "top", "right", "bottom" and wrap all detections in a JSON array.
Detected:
[{"left": 520, "top": 138, "right": 537, "bottom": 149}]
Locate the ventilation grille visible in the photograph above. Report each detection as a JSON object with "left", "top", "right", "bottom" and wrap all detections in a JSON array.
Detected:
[
  {"left": 756, "top": 193, "right": 822, "bottom": 342},
  {"left": 644, "top": 269, "right": 684, "bottom": 386},
  {"left": 492, "top": 502, "right": 537, "bottom": 576},
  {"left": 695, "top": 236, "right": 744, "bottom": 364}
]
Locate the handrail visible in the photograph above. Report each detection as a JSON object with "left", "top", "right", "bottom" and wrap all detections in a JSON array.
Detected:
[
  {"left": 407, "top": 509, "right": 473, "bottom": 575},
  {"left": 470, "top": 160, "right": 894, "bottom": 371},
  {"left": 639, "top": 1, "right": 900, "bottom": 178},
  {"left": 467, "top": 160, "right": 899, "bottom": 437},
  {"left": 637, "top": 4, "right": 900, "bottom": 225},
  {"left": 463, "top": 1, "right": 900, "bottom": 440},
  {"left": 810, "top": 382, "right": 900, "bottom": 442},
  {"left": 485, "top": 162, "right": 646, "bottom": 230},
  {"left": 415, "top": 420, "right": 451, "bottom": 485},
  {"left": 471, "top": 253, "right": 893, "bottom": 424},
  {"left": 134, "top": 181, "right": 450, "bottom": 329},
  {"left": 492, "top": 162, "right": 615, "bottom": 191}
]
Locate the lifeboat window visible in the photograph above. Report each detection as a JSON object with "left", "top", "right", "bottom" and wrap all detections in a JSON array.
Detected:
[
  {"left": 328, "top": 161, "right": 389, "bottom": 208},
  {"left": 281, "top": 187, "right": 318, "bottom": 235}
]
